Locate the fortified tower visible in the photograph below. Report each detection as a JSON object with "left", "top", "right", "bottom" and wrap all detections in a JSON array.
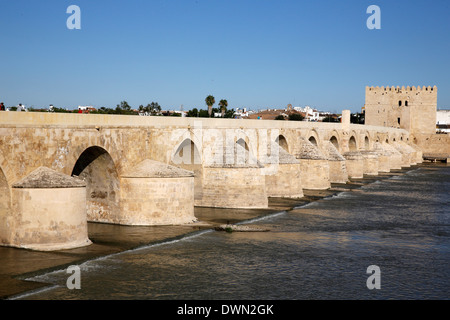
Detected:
[{"left": 364, "top": 86, "right": 437, "bottom": 135}]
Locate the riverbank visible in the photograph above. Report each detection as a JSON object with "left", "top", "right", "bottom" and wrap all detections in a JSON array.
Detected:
[{"left": 0, "top": 164, "right": 433, "bottom": 299}]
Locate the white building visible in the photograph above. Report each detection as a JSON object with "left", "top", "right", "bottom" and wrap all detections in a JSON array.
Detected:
[
  {"left": 234, "top": 108, "right": 249, "bottom": 117},
  {"left": 437, "top": 109, "right": 450, "bottom": 125},
  {"left": 436, "top": 109, "right": 450, "bottom": 133}
]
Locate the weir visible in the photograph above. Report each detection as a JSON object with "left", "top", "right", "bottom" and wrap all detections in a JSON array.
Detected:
[{"left": 0, "top": 108, "right": 439, "bottom": 251}]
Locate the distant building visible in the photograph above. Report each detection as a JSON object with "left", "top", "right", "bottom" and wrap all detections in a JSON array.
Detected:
[
  {"left": 78, "top": 106, "right": 96, "bottom": 113},
  {"left": 437, "top": 109, "right": 450, "bottom": 133},
  {"left": 234, "top": 108, "right": 249, "bottom": 118},
  {"left": 437, "top": 109, "right": 450, "bottom": 125}
]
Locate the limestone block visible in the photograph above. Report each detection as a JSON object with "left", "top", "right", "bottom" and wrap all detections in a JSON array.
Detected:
[{"left": 8, "top": 167, "right": 91, "bottom": 251}]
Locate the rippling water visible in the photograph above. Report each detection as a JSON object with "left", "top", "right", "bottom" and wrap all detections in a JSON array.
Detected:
[{"left": 18, "top": 165, "right": 450, "bottom": 300}]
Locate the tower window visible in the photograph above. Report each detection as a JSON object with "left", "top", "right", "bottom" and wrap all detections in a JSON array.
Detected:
[
  {"left": 405, "top": 101, "right": 408, "bottom": 106},
  {"left": 398, "top": 100, "right": 402, "bottom": 106},
  {"left": 398, "top": 118, "right": 401, "bottom": 125}
]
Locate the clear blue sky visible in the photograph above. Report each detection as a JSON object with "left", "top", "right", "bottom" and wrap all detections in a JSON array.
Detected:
[{"left": 1, "top": 0, "right": 449, "bottom": 113}]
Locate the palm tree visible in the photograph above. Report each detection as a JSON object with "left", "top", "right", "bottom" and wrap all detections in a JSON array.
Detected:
[
  {"left": 218, "top": 99, "right": 228, "bottom": 117},
  {"left": 205, "top": 95, "right": 215, "bottom": 117}
]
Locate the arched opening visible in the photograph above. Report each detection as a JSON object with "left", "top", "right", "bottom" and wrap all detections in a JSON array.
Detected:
[
  {"left": 235, "top": 138, "right": 250, "bottom": 165},
  {"left": 330, "top": 136, "right": 339, "bottom": 150},
  {"left": 0, "top": 166, "right": 11, "bottom": 244},
  {"left": 72, "top": 146, "right": 120, "bottom": 224},
  {"left": 236, "top": 138, "right": 249, "bottom": 151},
  {"left": 276, "top": 135, "right": 289, "bottom": 152},
  {"left": 308, "top": 136, "right": 318, "bottom": 146},
  {"left": 349, "top": 136, "right": 357, "bottom": 152},
  {"left": 172, "top": 139, "right": 203, "bottom": 202},
  {"left": 364, "top": 136, "right": 370, "bottom": 150},
  {"left": 173, "top": 139, "right": 202, "bottom": 166}
]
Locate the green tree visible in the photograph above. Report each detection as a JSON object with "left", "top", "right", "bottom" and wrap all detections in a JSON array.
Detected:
[
  {"left": 322, "top": 115, "right": 339, "bottom": 122},
  {"left": 187, "top": 108, "right": 199, "bottom": 117},
  {"left": 224, "top": 109, "right": 235, "bottom": 118},
  {"left": 205, "top": 95, "right": 215, "bottom": 117},
  {"left": 218, "top": 99, "right": 228, "bottom": 117},
  {"left": 116, "top": 101, "right": 132, "bottom": 114},
  {"left": 198, "top": 109, "right": 210, "bottom": 118},
  {"left": 275, "top": 115, "right": 285, "bottom": 120},
  {"left": 288, "top": 113, "right": 304, "bottom": 121},
  {"left": 142, "top": 102, "right": 162, "bottom": 115}
]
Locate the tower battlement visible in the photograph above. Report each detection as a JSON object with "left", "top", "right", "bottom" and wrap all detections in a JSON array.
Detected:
[{"left": 366, "top": 85, "right": 437, "bottom": 93}]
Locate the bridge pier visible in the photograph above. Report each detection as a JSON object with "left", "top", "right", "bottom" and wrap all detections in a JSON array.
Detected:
[
  {"left": 381, "top": 143, "right": 403, "bottom": 170},
  {"left": 398, "top": 142, "right": 418, "bottom": 166},
  {"left": 408, "top": 142, "right": 423, "bottom": 164},
  {"left": 343, "top": 151, "right": 364, "bottom": 179},
  {"left": 360, "top": 151, "right": 379, "bottom": 175},
  {"left": 197, "top": 143, "right": 268, "bottom": 209},
  {"left": 6, "top": 167, "right": 91, "bottom": 251},
  {"left": 373, "top": 142, "right": 391, "bottom": 172},
  {"left": 392, "top": 142, "right": 412, "bottom": 168},
  {"left": 199, "top": 165, "right": 268, "bottom": 208},
  {"left": 295, "top": 138, "right": 331, "bottom": 190},
  {"left": 323, "top": 141, "right": 348, "bottom": 184},
  {"left": 262, "top": 145, "right": 303, "bottom": 198},
  {"left": 119, "top": 160, "right": 196, "bottom": 226}
]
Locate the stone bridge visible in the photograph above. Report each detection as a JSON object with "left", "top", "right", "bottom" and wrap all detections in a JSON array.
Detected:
[{"left": 0, "top": 111, "right": 422, "bottom": 251}]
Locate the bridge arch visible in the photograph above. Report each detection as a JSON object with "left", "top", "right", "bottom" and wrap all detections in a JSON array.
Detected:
[
  {"left": 71, "top": 146, "right": 120, "bottom": 224},
  {"left": 307, "top": 129, "right": 320, "bottom": 147},
  {"left": 234, "top": 129, "right": 258, "bottom": 159},
  {"left": 171, "top": 138, "right": 203, "bottom": 202},
  {"left": 172, "top": 138, "right": 202, "bottom": 166},
  {"left": 235, "top": 138, "right": 252, "bottom": 165},
  {"left": 348, "top": 135, "right": 358, "bottom": 152},
  {"left": 276, "top": 134, "right": 289, "bottom": 152},
  {"left": 330, "top": 135, "right": 340, "bottom": 150},
  {"left": 308, "top": 136, "right": 318, "bottom": 146},
  {"left": 364, "top": 135, "right": 370, "bottom": 150}
]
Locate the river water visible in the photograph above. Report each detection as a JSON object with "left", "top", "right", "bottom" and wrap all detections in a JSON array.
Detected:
[{"left": 16, "top": 164, "right": 450, "bottom": 300}]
